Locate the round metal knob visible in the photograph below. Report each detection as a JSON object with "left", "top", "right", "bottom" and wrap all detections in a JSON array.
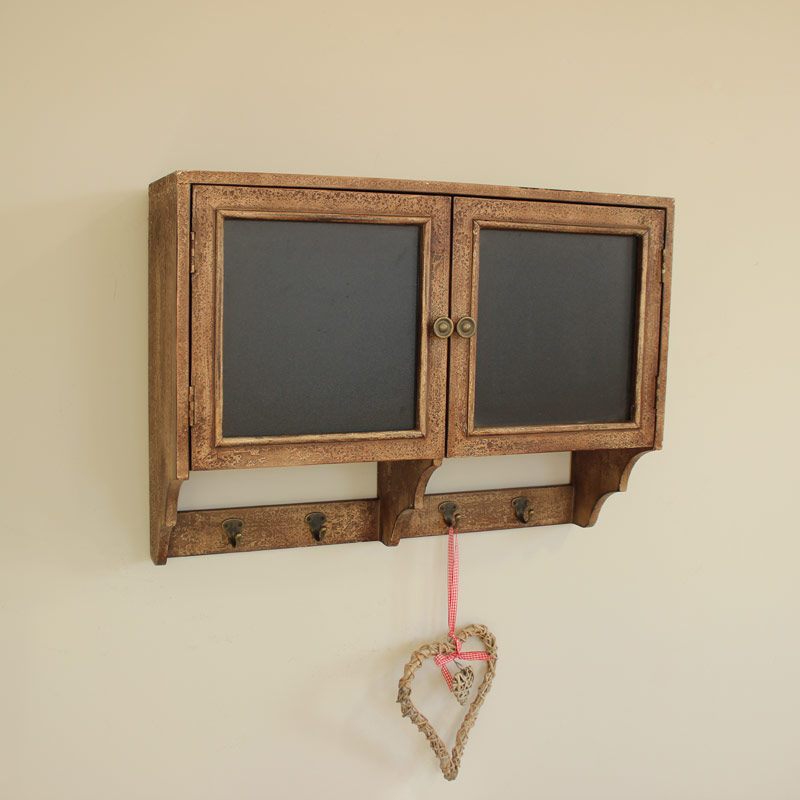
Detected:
[
  {"left": 456, "top": 316, "right": 477, "bottom": 338},
  {"left": 432, "top": 317, "right": 454, "bottom": 338}
]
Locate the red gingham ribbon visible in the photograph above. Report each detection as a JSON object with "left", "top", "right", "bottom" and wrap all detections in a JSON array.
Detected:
[{"left": 433, "top": 525, "right": 494, "bottom": 691}]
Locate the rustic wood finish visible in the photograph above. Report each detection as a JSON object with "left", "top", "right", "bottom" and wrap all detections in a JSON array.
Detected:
[
  {"left": 654, "top": 204, "right": 675, "bottom": 449},
  {"left": 149, "top": 171, "right": 673, "bottom": 563},
  {"left": 169, "top": 498, "right": 380, "bottom": 557},
  {"left": 148, "top": 174, "right": 190, "bottom": 564},
  {"left": 378, "top": 459, "right": 442, "bottom": 546},
  {"left": 166, "top": 484, "right": 574, "bottom": 558},
  {"left": 571, "top": 448, "right": 651, "bottom": 527},
  {"left": 191, "top": 185, "right": 451, "bottom": 469},
  {"left": 393, "top": 485, "right": 575, "bottom": 541},
  {"left": 170, "top": 170, "right": 672, "bottom": 209},
  {"left": 447, "top": 197, "right": 666, "bottom": 458}
]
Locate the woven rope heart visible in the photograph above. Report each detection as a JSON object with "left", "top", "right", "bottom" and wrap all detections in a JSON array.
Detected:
[
  {"left": 397, "top": 624, "right": 498, "bottom": 781},
  {"left": 452, "top": 665, "right": 474, "bottom": 705}
]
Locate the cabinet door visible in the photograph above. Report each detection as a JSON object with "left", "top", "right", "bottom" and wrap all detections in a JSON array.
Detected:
[
  {"left": 191, "top": 186, "right": 451, "bottom": 469},
  {"left": 447, "top": 197, "right": 665, "bottom": 457}
]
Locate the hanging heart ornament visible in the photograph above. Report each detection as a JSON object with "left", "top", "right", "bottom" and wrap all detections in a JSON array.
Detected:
[
  {"left": 451, "top": 664, "right": 475, "bottom": 705},
  {"left": 397, "top": 624, "right": 498, "bottom": 781}
]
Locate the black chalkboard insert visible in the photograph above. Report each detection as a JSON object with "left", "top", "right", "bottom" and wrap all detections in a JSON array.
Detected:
[
  {"left": 222, "top": 218, "right": 421, "bottom": 438},
  {"left": 474, "top": 228, "right": 639, "bottom": 429}
]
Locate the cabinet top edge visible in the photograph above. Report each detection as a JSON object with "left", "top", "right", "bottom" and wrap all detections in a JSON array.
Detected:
[{"left": 149, "top": 170, "right": 674, "bottom": 210}]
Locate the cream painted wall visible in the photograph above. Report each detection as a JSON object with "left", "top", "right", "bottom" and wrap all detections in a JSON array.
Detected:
[{"left": 2, "top": 1, "right": 799, "bottom": 798}]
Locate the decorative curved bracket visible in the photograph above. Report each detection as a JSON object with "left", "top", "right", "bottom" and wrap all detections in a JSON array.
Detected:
[
  {"left": 571, "top": 447, "right": 651, "bottom": 527},
  {"left": 150, "top": 477, "right": 185, "bottom": 564},
  {"left": 378, "top": 459, "right": 442, "bottom": 546}
]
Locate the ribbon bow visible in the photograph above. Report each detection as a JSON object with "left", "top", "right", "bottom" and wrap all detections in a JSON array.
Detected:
[{"left": 433, "top": 525, "right": 494, "bottom": 691}]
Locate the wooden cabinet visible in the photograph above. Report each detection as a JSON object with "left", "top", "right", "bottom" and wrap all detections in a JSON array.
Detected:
[
  {"left": 149, "top": 171, "right": 673, "bottom": 564},
  {"left": 447, "top": 197, "right": 665, "bottom": 457},
  {"left": 190, "top": 185, "right": 451, "bottom": 469}
]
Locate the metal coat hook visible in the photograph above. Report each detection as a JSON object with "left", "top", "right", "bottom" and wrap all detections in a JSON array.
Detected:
[
  {"left": 222, "top": 518, "right": 244, "bottom": 548},
  {"left": 306, "top": 512, "right": 327, "bottom": 542},
  {"left": 511, "top": 497, "right": 534, "bottom": 524},
  {"left": 438, "top": 501, "right": 461, "bottom": 529}
]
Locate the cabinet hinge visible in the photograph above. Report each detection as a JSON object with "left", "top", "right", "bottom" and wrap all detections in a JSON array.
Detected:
[
  {"left": 661, "top": 247, "right": 670, "bottom": 282},
  {"left": 190, "top": 231, "right": 196, "bottom": 273},
  {"left": 188, "top": 385, "right": 195, "bottom": 427}
]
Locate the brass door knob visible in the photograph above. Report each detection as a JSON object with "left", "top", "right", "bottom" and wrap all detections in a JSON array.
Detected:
[
  {"left": 432, "top": 317, "right": 454, "bottom": 338},
  {"left": 456, "top": 316, "right": 477, "bottom": 338}
]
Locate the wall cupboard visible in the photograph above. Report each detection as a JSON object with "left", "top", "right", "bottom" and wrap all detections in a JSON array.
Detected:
[{"left": 149, "top": 171, "right": 673, "bottom": 564}]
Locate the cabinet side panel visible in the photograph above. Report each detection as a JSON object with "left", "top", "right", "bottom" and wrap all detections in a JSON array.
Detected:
[
  {"left": 176, "top": 181, "right": 191, "bottom": 476},
  {"left": 654, "top": 203, "right": 674, "bottom": 449},
  {"left": 148, "top": 175, "right": 187, "bottom": 564}
]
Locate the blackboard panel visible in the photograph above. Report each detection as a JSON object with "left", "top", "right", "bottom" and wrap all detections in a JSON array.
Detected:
[
  {"left": 474, "top": 228, "right": 638, "bottom": 428},
  {"left": 222, "top": 219, "right": 420, "bottom": 437}
]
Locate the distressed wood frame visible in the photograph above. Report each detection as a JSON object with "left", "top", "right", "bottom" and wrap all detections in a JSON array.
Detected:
[
  {"left": 190, "top": 185, "right": 451, "bottom": 470},
  {"left": 447, "top": 197, "right": 666, "bottom": 457},
  {"left": 149, "top": 171, "right": 673, "bottom": 564}
]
